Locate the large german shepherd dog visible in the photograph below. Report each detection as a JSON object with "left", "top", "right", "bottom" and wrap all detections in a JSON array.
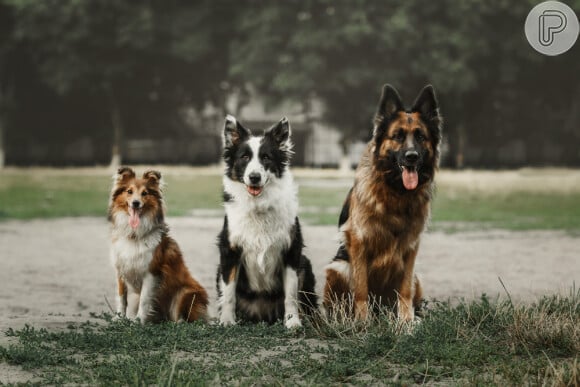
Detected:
[{"left": 323, "top": 84, "right": 442, "bottom": 322}]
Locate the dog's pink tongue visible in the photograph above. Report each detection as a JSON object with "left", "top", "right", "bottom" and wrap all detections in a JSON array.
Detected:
[
  {"left": 247, "top": 186, "right": 263, "bottom": 197},
  {"left": 402, "top": 168, "right": 419, "bottom": 190},
  {"left": 128, "top": 208, "right": 140, "bottom": 229}
]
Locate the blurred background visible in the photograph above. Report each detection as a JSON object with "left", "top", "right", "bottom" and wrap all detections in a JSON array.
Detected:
[
  {"left": 1, "top": 4, "right": 579, "bottom": 361},
  {"left": 0, "top": 0, "right": 578, "bottom": 169}
]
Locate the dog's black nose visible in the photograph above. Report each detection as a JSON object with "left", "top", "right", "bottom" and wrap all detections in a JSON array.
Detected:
[
  {"left": 405, "top": 150, "right": 419, "bottom": 163},
  {"left": 249, "top": 173, "right": 261, "bottom": 185},
  {"left": 131, "top": 200, "right": 141, "bottom": 209}
]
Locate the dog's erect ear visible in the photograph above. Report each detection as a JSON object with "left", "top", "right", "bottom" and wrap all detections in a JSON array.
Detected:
[
  {"left": 412, "top": 85, "right": 439, "bottom": 120},
  {"left": 412, "top": 85, "right": 442, "bottom": 144},
  {"left": 115, "top": 167, "right": 135, "bottom": 183},
  {"left": 223, "top": 115, "right": 250, "bottom": 148},
  {"left": 265, "top": 117, "right": 291, "bottom": 148},
  {"left": 143, "top": 170, "right": 162, "bottom": 187},
  {"left": 375, "top": 84, "right": 403, "bottom": 122}
]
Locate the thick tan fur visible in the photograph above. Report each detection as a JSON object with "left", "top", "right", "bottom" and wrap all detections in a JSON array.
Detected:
[
  {"left": 109, "top": 167, "right": 208, "bottom": 323},
  {"left": 324, "top": 85, "right": 441, "bottom": 322}
]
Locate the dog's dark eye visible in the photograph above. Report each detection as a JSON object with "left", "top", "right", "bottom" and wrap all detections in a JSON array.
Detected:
[
  {"left": 127, "top": 189, "right": 133, "bottom": 194},
  {"left": 415, "top": 131, "right": 426, "bottom": 142},
  {"left": 261, "top": 154, "right": 270, "bottom": 162},
  {"left": 141, "top": 191, "right": 148, "bottom": 197},
  {"left": 242, "top": 154, "right": 250, "bottom": 161},
  {"left": 393, "top": 130, "right": 405, "bottom": 142}
]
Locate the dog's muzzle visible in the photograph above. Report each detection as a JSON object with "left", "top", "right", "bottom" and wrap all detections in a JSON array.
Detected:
[{"left": 399, "top": 150, "right": 420, "bottom": 190}]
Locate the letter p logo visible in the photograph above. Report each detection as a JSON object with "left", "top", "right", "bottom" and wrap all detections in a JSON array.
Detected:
[
  {"left": 525, "top": 1, "right": 579, "bottom": 56},
  {"left": 539, "top": 10, "right": 567, "bottom": 46}
]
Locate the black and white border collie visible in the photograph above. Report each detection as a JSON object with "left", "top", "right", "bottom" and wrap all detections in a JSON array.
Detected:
[{"left": 216, "top": 115, "right": 317, "bottom": 328}]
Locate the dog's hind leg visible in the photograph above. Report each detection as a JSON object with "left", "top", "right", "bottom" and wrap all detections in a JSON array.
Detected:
[
  {"left": 177, "top": 289, "right": 208, "bottom": 323},
  {"left": 323, "top": 258, "right": 353, "bottom": 317}
]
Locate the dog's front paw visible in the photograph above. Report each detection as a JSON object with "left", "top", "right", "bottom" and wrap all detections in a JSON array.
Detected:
[
  {"left": 285, "top": 314, "right": 302, "bottom": 329},
  {"left": 112, "top": 313, "right": 126, "bottom": 322},
  {"left": 219, "top": 313, "right": 237, "bottom": 326},
  {"left": 136, "top": 313, "right": 149, "bottom": 324},
  {"left": 397, "top": 304, "right": 415, "bottom": 323},
  {"left": 398, "top": 316, "right": 421, "bottom": 335},
  {"left": 354, "top": 300, "right": 369, "bottom": 321}
]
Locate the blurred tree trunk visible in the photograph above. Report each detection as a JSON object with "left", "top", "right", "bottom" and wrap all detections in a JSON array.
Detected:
[
  {"left": 455, "top": 124, "right": 465, "bottom": 169},
  {"left": 0, "top": 89, "right": 4, "bottom": 169},
  {"left": 562, "top": 82, "right": 580, "bottom": 165},
  {"left": 0, "top": 118, "right": 4, "bottom": 169},
  {"left": 107, "top": 85, "right": 123, "bottom": 168}
]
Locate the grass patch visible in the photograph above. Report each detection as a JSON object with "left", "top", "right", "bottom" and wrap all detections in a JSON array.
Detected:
[
  {"left": 1, "top": 169, "right": 580, "bottom": 230},
  {"left": 0, "top": 172, "right": 223, "bottom": 219},
  {"left": 432, "top": 190, "right": 580, "bottom": 231},
  {"left": 1, "top": 291, "right": 578, "bottom": 385}
]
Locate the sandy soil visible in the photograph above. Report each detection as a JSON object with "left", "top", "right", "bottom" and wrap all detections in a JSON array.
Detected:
[
  {"left": 0, "top": 214, "right": 578, "bottom": 383},
  {"left": 1, "top": 216, "right": 578, "bottom": 335},
  {"left": 1, "top": 168, "right": 579, "bottom": 383}
]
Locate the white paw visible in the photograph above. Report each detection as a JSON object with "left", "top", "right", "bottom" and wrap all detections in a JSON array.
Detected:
[
  {"left": 398, "top": 316, "right": 422, "bottom": 334},
  {"left": 112, "top": 313, "right": 126, "bottom": 322},
  {"left": 285, "top": 315, "right": 302, "bottom": 329},
  {"left": 220, "top": 312, "right": 237, "bottom": 326}
]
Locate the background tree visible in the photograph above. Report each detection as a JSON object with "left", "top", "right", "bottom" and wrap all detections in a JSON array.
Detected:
[
  {"left": 229, "top": 0, "right": 580, "bottom": 166},
  {"left": 0, "top": 0, "right": 235, "bottom": 165},
  {"left": 0, "top": 0, "right": 579, "bottom": 167}
]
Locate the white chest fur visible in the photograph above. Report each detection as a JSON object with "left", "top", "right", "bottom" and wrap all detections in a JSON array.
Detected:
[
  {"left": 110, "top": 231, "right": 161, "bottom": 291},
  {"left": 224, "top": 172, "right": 298, "bottom": 292},
  {"left": 231, "top": 208, "right": 293, "bottom": 292}
]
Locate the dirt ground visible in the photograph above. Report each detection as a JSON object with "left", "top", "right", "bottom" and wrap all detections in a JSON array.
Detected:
[
  {"left": 0, "top": 213, "right": 579, "bottom": 384},
  {"left": 1, "top": 168, "right": 579, "bottom": 383},
  {"left": 1, "top": 216, "right": 578, "bottom": 336}
]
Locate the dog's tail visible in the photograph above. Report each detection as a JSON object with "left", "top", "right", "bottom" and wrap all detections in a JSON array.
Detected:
[{"left": 177, "top": 287, "right": 209, "bottom": 323}]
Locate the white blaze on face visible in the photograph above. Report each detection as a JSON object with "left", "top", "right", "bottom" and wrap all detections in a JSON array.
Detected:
[
  {"left": 243, "top": 137, "right": 267, "bottom": 190},
  {"left": 405, "top": 132, "right": 415, "bottom": 150}
]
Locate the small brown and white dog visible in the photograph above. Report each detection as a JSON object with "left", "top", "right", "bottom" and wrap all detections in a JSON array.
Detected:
[{"left": 108, "top": 167, "right": 208, "bottom": 323}]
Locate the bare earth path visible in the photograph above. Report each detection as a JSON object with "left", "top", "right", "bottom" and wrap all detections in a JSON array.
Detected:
[{"left": 1, "top": 216, "right": 578, "bottom": 336}]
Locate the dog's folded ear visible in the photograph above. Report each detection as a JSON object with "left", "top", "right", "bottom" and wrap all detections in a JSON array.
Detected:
[
  {"left": 143, "top": 170, "right": 162, "bottom": 186},
  {"left": 223, "top": 115, "right": 250, "bottom": 148},
  {"left": 265, "top": 117, "right": 292, "bottom": 149},
  {"left": 115, "top": 167, "right": 135, "bottom": 182}
]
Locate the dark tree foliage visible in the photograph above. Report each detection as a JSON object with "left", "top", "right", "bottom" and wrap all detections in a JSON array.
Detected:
[
  {"left": 0, "top": 0, "right": 579, "bottom": 166},
  {"left": 0, "top": 0, "right": 236, "bottom": 165},
  {"left": 229, "top": 0, "right": 580, "bottom": 167}
]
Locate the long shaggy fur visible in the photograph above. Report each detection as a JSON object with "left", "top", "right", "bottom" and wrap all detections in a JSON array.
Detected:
[
  {"left": 216, "top": 116, "right": 317, "bottom": 328},
  {"left": 109, "top": 167, "right": 208, "bottom": 323},
  {"left": 323, "top": 84, "right": 442, "bottom": 321}
]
